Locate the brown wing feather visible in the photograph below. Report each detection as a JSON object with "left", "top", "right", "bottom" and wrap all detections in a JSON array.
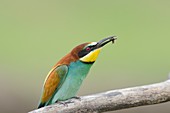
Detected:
[
  {"left": 40, "top": 52, "right": 78, "bottom": 103},
  {"left": 41, "top": 68, "right": 60, "bottom": 103}
]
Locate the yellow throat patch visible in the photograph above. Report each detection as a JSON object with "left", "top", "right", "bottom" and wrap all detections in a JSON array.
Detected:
[{"left": 80, "top": 48, "right": 101, "bottom": 63}]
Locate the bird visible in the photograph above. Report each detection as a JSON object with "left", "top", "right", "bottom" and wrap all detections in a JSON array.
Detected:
[{"left": 38, "top": 36, "right": 117, "bottom": 108}]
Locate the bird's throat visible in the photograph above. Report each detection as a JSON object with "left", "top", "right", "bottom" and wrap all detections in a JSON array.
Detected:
[{"left": 80, "top": 48, "right": 101, "bottom": 63}]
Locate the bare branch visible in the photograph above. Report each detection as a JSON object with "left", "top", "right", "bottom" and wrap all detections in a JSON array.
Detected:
[{"left": 29, "top": 79, "right": 170, "bottom": 113}]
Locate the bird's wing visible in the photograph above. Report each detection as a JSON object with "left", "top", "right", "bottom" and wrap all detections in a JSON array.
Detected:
[{"left": 38, "top": 65, "right": 68, "bottom": 108}]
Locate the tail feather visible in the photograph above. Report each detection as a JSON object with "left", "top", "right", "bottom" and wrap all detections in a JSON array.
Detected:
[{"left": 38, "top": 102, "right": 45, "bottom": 108}]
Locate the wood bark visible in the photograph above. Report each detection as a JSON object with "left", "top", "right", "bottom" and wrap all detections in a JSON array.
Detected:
[{"left": 29, "top": 79, "right": 170, "bottom": 113}]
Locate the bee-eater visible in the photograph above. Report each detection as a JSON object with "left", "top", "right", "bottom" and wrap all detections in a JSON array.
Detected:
[{"left": 38, "top": 36, "right": 116, "bottom": 108}]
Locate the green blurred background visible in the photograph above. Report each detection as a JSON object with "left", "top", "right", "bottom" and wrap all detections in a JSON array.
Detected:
[{"left": 0, "top": 0, "right": 170, "bottom": 113}]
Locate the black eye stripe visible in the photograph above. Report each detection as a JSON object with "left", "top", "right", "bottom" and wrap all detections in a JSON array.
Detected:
[
  {"left": 86, "top": 47, "right": 91, "bottom": 51},
  {"left": 78, "top": 49, "right": 89, "bottom": 58},
  {"left": 78, "top": 44, "right": 98, "bottom": 58},
  {"left": 85, "top": 45, "right": 96, "bottom": 51}
]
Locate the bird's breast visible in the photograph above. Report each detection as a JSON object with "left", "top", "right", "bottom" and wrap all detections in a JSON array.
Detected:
[
  {"left": 67, "top": 61, "right": 92, "bottom": 88},
  {"left": 53, "top": 61, "right": 93, "bottom": 101}
]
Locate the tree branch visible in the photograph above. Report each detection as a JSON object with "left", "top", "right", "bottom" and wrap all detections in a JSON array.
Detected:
[{"left": 29, "top": 79, "right": 170, "bottom": 113}]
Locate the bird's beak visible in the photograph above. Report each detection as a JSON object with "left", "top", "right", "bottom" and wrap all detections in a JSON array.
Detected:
[{"left": 97, "top": 36, "right": 117, "bottom": 48}]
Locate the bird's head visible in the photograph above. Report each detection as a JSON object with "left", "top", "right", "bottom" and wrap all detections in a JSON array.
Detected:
[{"left": 71, "top": 36, "right": 117, "bottom": 64}]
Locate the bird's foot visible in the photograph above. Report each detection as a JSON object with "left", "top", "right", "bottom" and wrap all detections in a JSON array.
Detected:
[
  {"left": 56, "top": 101, "right": 68, "bottom": 106},
  {"left": 55, "top": 96, "right": 81, "bottom": 106},
  {"left": 56, "top": 99, "right": 75, "bottom": 106},
  {"left": 72, "top": 96, "right": 81, "bottom": 100}
]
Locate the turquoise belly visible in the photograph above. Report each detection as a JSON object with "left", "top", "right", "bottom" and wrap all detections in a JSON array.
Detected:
[{"left": 51, "top": 61, "right": 92, "bottom": 104}]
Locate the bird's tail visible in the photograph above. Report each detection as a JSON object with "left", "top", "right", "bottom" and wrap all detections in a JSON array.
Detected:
[{"left": 38, "top": 102, "right": 45, "bottom": 108}]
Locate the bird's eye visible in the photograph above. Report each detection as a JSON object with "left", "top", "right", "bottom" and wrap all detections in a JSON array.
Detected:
[{"left": 86, "top": 47, "right": 91, "bottom": 51}]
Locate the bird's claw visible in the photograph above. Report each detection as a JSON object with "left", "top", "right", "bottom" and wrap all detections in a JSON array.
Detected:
[
  {"left": 56, "top": 101, "right": 69, "bottom": 107},
  {"left": 55, "top": 97, "right": 81, "bottom": 106},
  {"left": 72, "top": 96, "right": 81, "bottom": 100},
  {"left": 56, "top": 99, "right": 75, "bottom": 107}
]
